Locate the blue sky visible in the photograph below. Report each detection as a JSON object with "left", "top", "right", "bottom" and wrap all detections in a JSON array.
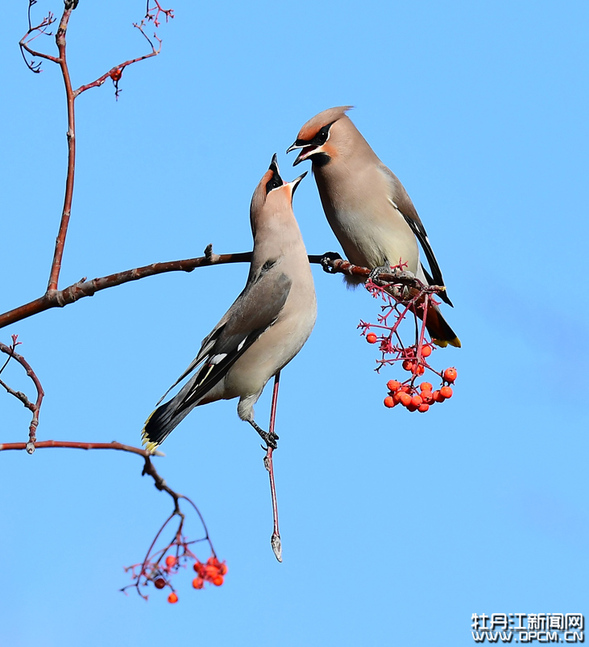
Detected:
[{"left": 1, "top": 1, "right": 588, "bottom": 645}]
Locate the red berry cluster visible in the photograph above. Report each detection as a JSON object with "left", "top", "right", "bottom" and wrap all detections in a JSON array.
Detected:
[
  {"left": 384, "top": 367, "right": 457, "bottom": 412},
  {"left": 125, "top": 549, "right": 227, "bottom": 604},
  {"left": 191, "top": 556, "right": 228, "bottom": 590}
]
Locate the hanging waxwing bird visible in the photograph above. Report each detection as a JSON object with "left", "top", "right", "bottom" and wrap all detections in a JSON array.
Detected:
[
  {"left": 287, "top": 106, "right": 460, "bottom": 348},
  {"left": 142, "top": 155, "right": 317, "bottom": 452}
]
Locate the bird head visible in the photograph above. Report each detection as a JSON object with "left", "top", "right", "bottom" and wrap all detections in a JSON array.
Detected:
[
  {"left": 250, "top": 154, "right": 307, "bottom": 232},
  {"left": 286, "top": 106, "right": 353, "bottom": 166}
]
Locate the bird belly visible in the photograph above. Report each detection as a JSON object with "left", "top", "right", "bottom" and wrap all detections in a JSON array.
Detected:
[
  {"left": 327, "top": 207, "right": 420, "bottom": 274},
  {"left": 223, "top": 303, "right": 316, "bottom": 404}
]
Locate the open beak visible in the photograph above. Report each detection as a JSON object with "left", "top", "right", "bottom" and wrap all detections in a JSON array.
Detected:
[
  {"left": 286, "top": 141, "right": 317, "bottom": 167},
  {"left": 289, "top": 171, "right": 307, "bottom": 195}
]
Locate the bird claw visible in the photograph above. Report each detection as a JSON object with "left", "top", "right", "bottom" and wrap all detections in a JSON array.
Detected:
[
  {"left": 320, "top": 251, "right": 342, "bottom": 273},
  {"left": 368, "top": 265, "right": 393, "bottom": 282},
  {"left": 259, "top": 430, "right": 279, "bottom": 450}
]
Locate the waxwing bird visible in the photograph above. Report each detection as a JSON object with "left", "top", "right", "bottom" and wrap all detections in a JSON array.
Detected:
[
  {"left": 142, "top": 155, "right": 317, "bottom": 451},
  {"left": 287, "top": 106, "right": 460, "bottom": 348}
]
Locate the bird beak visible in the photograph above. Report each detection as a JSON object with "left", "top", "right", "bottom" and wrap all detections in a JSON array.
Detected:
[
  {"left": 289, "top": 171, "right": 307, "bottom": 196},
  {"left": 269, "top": 152, "right": 281, "bottom": 178},
  {"left": 286, "top": 141, "right": 317, "bottom": 167}
]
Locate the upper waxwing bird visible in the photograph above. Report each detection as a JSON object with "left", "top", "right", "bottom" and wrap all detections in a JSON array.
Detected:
[
  {"left": 287, "top": 106, "right": 460, "bottom": 348},
  {"left": 142, "top": 155, "right": 317, "bottom": 452}
]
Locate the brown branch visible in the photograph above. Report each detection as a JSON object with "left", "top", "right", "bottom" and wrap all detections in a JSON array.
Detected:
[
  {"left": 46, "top": 5, "right": 76, "bottom": 292},
  {"left": 0, "top": 247, "right": 252, "bottom": 329},
  {"left": 19, "top": 10, "right": 58, "bottom": 72},
  {"left": 19, "top": 1, "right": 172, "bottom": 294},
  {"left": 0, "top": 340, "right": 44, "bottom": 451},
  {"left": 309, "top": 253, "right": 447, "bottom": 295},
  {"left": 1, "top": 250, "right": 447, "bottom": 331},
  {"left": 73, "top": 20, "right": 163, "bottom": 97},
  {"left": 0, "top": 439, "right": 154, "bottom": 455}
]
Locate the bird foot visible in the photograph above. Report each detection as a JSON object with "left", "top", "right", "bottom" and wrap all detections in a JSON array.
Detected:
[
  {"left": 249, "top": 420, "right": 279, "bottom": 449},
  {"left": 367, "top": 264, "right": 396, "bottom": 283}
]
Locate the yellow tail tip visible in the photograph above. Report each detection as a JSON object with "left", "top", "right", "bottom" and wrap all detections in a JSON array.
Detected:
[
  {"left": 141, "top": 424, "right": 160, "bottom": 454},
  {"left": 432, "top": 337, "right": 461, "bottom": 349}
]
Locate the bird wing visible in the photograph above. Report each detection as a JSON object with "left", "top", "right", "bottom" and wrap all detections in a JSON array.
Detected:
[
  {"left": 162, "top": 266, "right": 292, "bottom": 414},
  {"left": 378, "top": 163, "right": 453, "bottom": 306}
]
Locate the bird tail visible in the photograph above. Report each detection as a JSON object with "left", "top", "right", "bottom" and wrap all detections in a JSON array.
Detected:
[
  {"left": 141, "top": 388, "right": 196, "bottom": 453},
  {"left": 423, "top": 303, "right": 461, "bottom": 348}
]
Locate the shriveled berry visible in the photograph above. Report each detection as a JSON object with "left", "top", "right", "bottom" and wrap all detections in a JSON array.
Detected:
[
  {"left": 384, "top": 395, "right": 396, "bottom": 408},
  {"left": 440, "top": 386, "right": 453, "bottom": 399},
  {"left": 443, "top": 367, "right": 457, "bottom": 383},
  {"left": 167, "top": 592, "right": 178, "bottom": 604},
  {"left": 154, "top": 578, "right": 166, "bottom": 590},
  {"left": 366, "top": 333, "right": 378, "bottom": 344}
]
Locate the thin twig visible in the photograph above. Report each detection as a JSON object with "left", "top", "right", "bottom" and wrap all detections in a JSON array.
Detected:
[
  {"left": 264, "top": 372, "right": 282, "bottom": 562},
  {"left": 0, "top": 340, "right": 44, "bottom": 451}
]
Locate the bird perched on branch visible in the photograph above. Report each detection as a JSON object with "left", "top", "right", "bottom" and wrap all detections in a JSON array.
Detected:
[
  {"left": 287, "top": 106, "right": 460, "bottom": 348},
  {"left": 142, "top": 155, "right": 317, "bottom": 452}
]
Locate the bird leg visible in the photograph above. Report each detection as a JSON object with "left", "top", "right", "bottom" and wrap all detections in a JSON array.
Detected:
[{"left": 249, "top": 419, "right": 279, "bottom": 449}]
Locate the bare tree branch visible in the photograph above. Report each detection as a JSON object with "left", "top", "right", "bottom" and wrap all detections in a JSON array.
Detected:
[{"left": 0, "top": 338, "right": 44, "bottom": 450}]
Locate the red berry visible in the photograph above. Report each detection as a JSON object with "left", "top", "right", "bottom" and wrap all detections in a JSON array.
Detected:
[
  {"left": 384, "top": 395, "right": 396, "bottom": 408},
  {"left": 411, "top": 394, "right": 423, "bottom": 407},
  {"left": 414, "top": 364, "right": 425, "bottom": 375},
  {"left": 421, "top": 345, "right": 432, "bottom": 357},
  {"left": 419, "top": 382, "right": 432, "bottom": 392},
  {"left": 212, "top": 575, "right": 224, "bottom": 586},
  {"left": 420, "top": 391, "right": 433, "bottom": 405},
  {"left": 399, "top": 392, "right": 412, "bottom": 407},
  {"left": 387, "top": 379, "right": 401, "bottom": 392},
  {"left": 418, "top": 403, "right": 430, "bottom": 413},
  {"left": 432, "top": 390, "right": 445, "bottom": 403},
  {"left": 402, "top": 359, "right": 413, "bottom": 371},
  {"left": 154, "top": 578, "right": 166, "bottom": 590},
  {"left": 443, "top": 367, "right": 457, "bottom": 383},
  {"left": 110, "top": 67, "right": 123, "bottom": 82},
  {"left": 219, "top": 563, "right": 228, "bottom": 575},
  {"left": 406, "top": 403, "right": 418, "bottom": 412},
  {"left": 167, "top": 592, "right": 178, "bottom": 604},
  {"left": 366, "top": 333, "right": 378, "bottom": 344},
  {"left": 192, "top": 577, "right": 205, "bottom": 589},
  {"left": 165, "top": 555, "right": 176, "bottom": 568},
  {"left": 440, "top": 386, "right": 453, "bottom": 399}
]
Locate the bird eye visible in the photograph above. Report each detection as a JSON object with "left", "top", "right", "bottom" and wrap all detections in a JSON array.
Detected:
[
  {"left": 265, "top": 173, "right": 283, "bottom": 194},
  {"left": 313, "top": 123, "right": 333, "bottom": 146}
]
